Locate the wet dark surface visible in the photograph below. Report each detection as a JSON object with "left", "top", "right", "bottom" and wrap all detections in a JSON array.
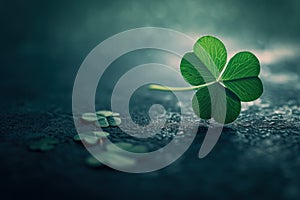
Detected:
[{"left": 1, "top": 0, "right": 300, "bottom": 199}]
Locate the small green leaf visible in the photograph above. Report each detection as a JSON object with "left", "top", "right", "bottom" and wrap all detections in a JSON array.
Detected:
[
  {"left": 107, "top": 116, "right": 122, "bottom": 126},
  {"left": 192, "top": 83, "right": 241, "bottom": 123},
  {"left": 223, "top": 77, "right": 263, "bottom": 102},
  {"left": 212, "top": 85, "right": 241, "bottom": 124},
  {"left": 180, "top": 52, "right": 215, "bottom": 86},
  {"left": 82, "top": 111, "right": 118, "bottom": 124},
  {"left": 95, "top": 116, "right": 110, "bottom": 127},
  {"left": 219, "top": 52, "right": 263, "bottom": 102},
  {"left": 73, "top": 134, "right": 81, "bottom": 142},
  {"left": 83, "top": 135, "right": 99, "bottom": 145},
  {"left": 96, "top": 110, "right": 114, "bottom": 117},
  {"left": 192, "top": 86, "right": 212, "bottom": 119},
  {"left": 221, "top": 51, "right": 260, "bottom": 81},
  {"left": 81, "top": 113, "right": 99, "bottom": 122},
  {"left": 193, "top": 36, "right": 227, "bottom": 78}
]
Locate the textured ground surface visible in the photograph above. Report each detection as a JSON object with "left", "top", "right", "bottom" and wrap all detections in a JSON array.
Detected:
[{"left": 1, "top": 58, "right": 300, "bottom": 199}]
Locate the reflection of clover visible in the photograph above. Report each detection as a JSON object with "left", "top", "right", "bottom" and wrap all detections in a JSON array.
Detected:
[
  {"left": 29, "top": 138, "right": 59, "bottom": 151},
  {"left": 73, "top": 131, "right": 110, "bottom": 145},
  {"left": 150, "top": 36, "right": 263, "bottom": 124}
]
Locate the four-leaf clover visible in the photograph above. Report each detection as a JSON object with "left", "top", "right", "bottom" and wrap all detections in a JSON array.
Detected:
[{"left": 180, "top": 36, "right": 263, "bottom": 123}]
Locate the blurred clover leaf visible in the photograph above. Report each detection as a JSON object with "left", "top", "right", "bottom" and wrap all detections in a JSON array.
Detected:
[
  {"left": 29, "top": 138, "right": 59, "bottom": 152},
  {"left": 150, "top": 36, "right": 263, "bottom": 124}
]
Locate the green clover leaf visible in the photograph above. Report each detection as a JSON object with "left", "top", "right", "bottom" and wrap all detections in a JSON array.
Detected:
[
  {"left": 81, "top": 110, "right": 122, "bottom": 127},
  {"left": 150, "top": 35, "right": 263, "bottom": 124}
]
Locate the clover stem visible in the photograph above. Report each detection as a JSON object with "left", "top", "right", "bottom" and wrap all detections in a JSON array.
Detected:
[{"left": 149, "top": 81, "right": 217, "bottom": 91}]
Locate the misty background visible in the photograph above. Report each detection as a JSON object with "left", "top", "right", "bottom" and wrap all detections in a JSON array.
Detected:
[{"left": 1, "top": 0, "right": 299, "bottom": 106}]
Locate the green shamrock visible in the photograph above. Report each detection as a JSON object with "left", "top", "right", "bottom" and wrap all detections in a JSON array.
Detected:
[{"left": 150, "top": 36, "right": 263, "bottom": 124}]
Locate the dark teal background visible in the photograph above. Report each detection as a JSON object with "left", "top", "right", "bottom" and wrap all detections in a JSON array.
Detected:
[{"left": 1, "top": 0, "right": 300, "bottom": 199}]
